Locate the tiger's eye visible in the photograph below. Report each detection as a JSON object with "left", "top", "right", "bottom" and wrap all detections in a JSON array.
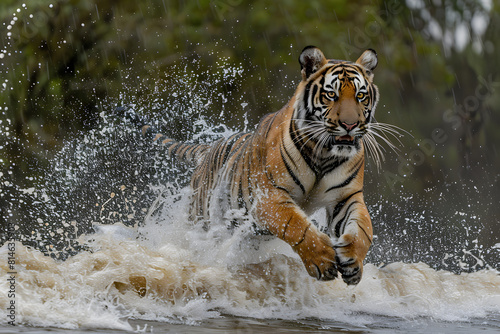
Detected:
[
  {"left": 356, "top": 92, "right": 365, "bottom": 100},
  {"left": 326, "top": 91, "right": 336, "bottom": 100}
]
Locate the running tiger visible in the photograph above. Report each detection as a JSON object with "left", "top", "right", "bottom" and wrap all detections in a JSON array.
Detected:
[{"left": 120, "top": 46, "right": 398, "bottom": 284}]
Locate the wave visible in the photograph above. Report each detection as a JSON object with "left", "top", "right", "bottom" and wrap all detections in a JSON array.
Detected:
[
  {"left": 1, "top": 215, "right": 499, "bottom": 331},
  {"left": 1, "top": 60, "right": 498, "bottom": 332}
]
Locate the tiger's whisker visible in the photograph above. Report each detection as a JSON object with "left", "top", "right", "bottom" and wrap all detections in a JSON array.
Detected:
[
  {"left": 362, "top": 134, "right": 383, "bottom": 170},
  {"left": 368, "top": 130, "right": 399, "bottom": 153}
]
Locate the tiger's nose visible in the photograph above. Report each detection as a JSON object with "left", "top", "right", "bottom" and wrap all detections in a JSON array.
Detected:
[{"left": 341, "top": 122, "right": 358, "bottom": 131}]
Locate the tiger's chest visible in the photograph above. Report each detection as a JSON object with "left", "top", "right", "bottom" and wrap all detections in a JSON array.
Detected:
[
  {"left": 266, "top": 147, "right": 364, "bottom": 214},
  {"left": 294, "top": 163, "right": 363, "bottom": 213}
]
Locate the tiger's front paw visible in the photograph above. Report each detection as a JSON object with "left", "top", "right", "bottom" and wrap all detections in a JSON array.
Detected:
[
  {"left": 333, "top": 234, "right": 364, "bottom": 285},
  {"left": 293, "top": 229, "right": 338, "bottom": 281}
]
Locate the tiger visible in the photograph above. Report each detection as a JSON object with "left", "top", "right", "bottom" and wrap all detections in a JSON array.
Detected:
[{"left": 120, "top": 46, "right": 382, "bottom": 285}]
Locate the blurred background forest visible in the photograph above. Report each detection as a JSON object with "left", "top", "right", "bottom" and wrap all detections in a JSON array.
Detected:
[{"left": 0, "top": 0, "right": 498, "bottom": 268}]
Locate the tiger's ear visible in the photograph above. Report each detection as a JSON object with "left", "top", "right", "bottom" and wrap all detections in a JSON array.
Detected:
[
  {"left": 356, "top": 49, "right": 378, "bottom": 72},
  {"left": 299, "top": 46, "right": 327, "bottom": 80}
]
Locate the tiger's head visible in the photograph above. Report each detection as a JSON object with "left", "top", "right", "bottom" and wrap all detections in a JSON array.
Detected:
[{"left": 293, "top": 46, "right": 380, "bottom": 159}]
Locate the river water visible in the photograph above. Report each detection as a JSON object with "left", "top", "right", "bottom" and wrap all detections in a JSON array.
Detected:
[
  {"left": 0, "top": 217, "right": 499, "bottom": 333},
  {"left": 1, "top": 62, "right": 499, "bottom": 333}
]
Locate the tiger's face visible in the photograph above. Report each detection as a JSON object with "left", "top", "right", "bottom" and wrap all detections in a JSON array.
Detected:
[{"left": 294, "top": 47, "right": 379, "bottom": 158}]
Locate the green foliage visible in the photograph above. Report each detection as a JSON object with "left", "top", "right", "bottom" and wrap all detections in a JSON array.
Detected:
[{"left": 1, "top": 0, "right": 499, "bottom": 231}]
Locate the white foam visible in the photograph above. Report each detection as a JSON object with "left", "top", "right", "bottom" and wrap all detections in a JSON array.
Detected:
[
  {"left": 1, "top": 212, "right": 499, "bottom": 330},
  {"left": 1, "top": 60, "right": 498, "bottom": 331}
]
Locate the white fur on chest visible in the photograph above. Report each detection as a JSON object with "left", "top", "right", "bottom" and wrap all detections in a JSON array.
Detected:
[{"left": 295, "top": 159, "right": 362, "bottom": 213}]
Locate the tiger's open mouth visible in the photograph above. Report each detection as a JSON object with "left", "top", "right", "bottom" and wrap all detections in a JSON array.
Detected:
[{"left": 334, "top": 135, "right": 356, "bottom": 145}]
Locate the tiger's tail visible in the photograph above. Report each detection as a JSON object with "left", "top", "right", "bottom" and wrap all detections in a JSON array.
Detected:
[{"left": 115, "top": 106, "right": 210, "bottom": 166}]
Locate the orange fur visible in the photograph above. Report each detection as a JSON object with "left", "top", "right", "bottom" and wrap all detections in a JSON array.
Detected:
[{"left": 133, "top": 47, "right": 380, "bottom": 283}]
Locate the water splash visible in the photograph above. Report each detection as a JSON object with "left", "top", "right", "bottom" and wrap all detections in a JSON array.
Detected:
[
  {"left": 1, "top": 221, "right": 499, "bottom": 330},
  {"left": 1, "top": 57, "right": 499, "bottom": 331}
]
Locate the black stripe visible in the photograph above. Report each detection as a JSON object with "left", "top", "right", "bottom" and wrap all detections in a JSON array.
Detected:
[
  {"left": 338, "top": 258, "right": 356, "bottom": 266},
  {"left": 229, "top": 136, "right": 251, "bottom": 173},
  {"left": 226, "top": 138, "right": 252, "bottom": 206},
  {"left": 162, "top": 139, "right": 177, "bottom": 149},
  {"left": 266, "top": 166, "right": 276, "bottom": 186},
  {"left": 331, "top": 67, "right": 346, "bottom": 75},
  {"left": 334, "top": 201, "right": 358, "bottom": 237},
  {"left": 276, "top": 186, "right": 291, "bottom": 195},
  {"left": 370, "top": 85, "right": 377, "bottom": 106},
  {"left": 245, "top": 145, "right": 254, "bottom": 205},
  {"left": 328, "top": 190, "right": 362, "bottom": 224},
  {"left": 185, "top": 145, "right": 197, "bottom": 159},
  {"left": 319, "top": 74, "right": 326, "bottom": 86},
  {"left": 142, "top": 126, "right": 158, "bottom": 139},
  {"left": 213, "top": 139, "right": 229, "bottom": 169},
  {"left": 325, "top": 162, "right": 362, "bottom": 193},
  {"left": 282, "top": 215, "right": 293, "bottom": 240},
  {"left": 214, "top": 136, "right": 238, "bottom": 170},
  {"left": 295, "top": 224, "right": 310, "bottom": 246},
  {"left": 263, "top": 112, "right": 278, "bottom": 140},
  {"left": 357, "top": 222, "right": 373, "bottom": 244},
  {"left": 281, "top": 137, "right": 297, "bottom": 169},
  {"left": 303, "top": 81, "right": 312, "bottom": 107},
  {"left": 290, "top": 121, "right": 317, "bottom": 174},
  {"left": 169, "top": 143, "right": 182, "bottom": 156},
  {"left": 320, "top": 156, "right": 348, "bottom": 175},
  {"left": 310, "top": 84, "right": 318, "bottom": 112},
  {"left": 157, "top": 135, "right": 170, "bottom": 143},
  {"left": 221, "top": 133, "right": 247, "bottom": 166},
  {"left": 177, "top": 144, "right": 192, "bottom": 159},
  {"left": 237, "top": 174, "right": 245, "bottom": 208},
  {"left": 344, "top": 68, "right": 360, "bottom": 75},
  {"left": 281, "top": 147, "right": 306, "bottom": 194}
]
